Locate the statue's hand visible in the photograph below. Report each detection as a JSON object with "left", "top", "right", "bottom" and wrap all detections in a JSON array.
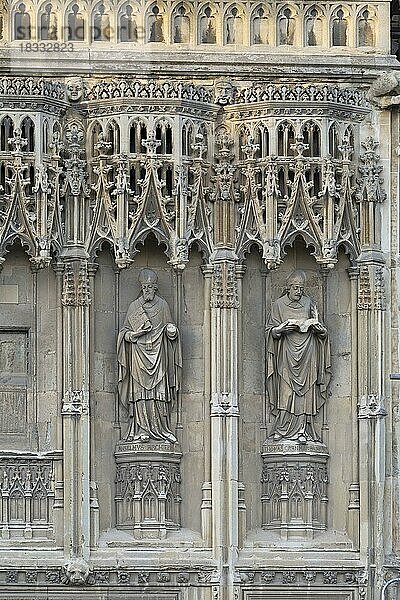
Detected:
[
  {"left": 311, "top": 322, "right": 327, "bottom": 336},
  {"left": 166, "top": 323, "right": 177, "bottom": 339},
  {"left": 124, "top": 331, "right": 137, "bottom": 343},
  {"left": 273, "top": 320, "right": 298, "bottom": 337},
  {"left": 142, "top": 319, "right": 152, "bottom": 332},
  {"left": 124, "top": 320, "right": 152, "bottom": 342}
]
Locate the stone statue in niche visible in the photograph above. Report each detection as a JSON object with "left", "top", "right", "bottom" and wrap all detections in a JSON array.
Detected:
[
  {"left": 148, "top": 6, "right": 164, "bottom": 42},
  {"left": 200, "top": 7, "right": 216, "bottom": 44},
  {"left": 117, "top": 268, "right": 182, "bottom": 443},
  {"left": 119, "top": 5, "right": 138, "bottom": 42},
  {"left": 332, "top": 9, "right": 347, "bottom": 46},
  {"left": 265, "top": 270, "right": 331, "bottom": 444},
  {"left": 93, "top": 3, "right": 110, "bottom": 41}
]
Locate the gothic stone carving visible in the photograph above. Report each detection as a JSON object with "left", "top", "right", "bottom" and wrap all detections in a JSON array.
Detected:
[
  {"left": 117, "top": 268, "right": 182, "bottom": 444},
  {"left": 0, "top": 453, "right": 59, "bottom": 539},
  {"left": 261, "top": 441, "right": 329, "bottom": 540},
  {"left": 266, "top": 270, "right": 331, "bottom": 443},
  {"left": 115, "top": 268, "right": 182, "bottom": 538},
  {"left": 61, "top": 559, "right": 94, "bottom": 586},
  {"left": 114, "top": 444, "right": 182, "bottom": 538}
]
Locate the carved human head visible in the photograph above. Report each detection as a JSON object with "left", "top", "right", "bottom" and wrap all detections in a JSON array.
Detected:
[
  {"left": 215, "top": 79, "right": 235, "bottom": 106},
  {"left": 286, "top": 270, "right": 306, "bottom": 302},
  {"left": 138, "top": 268, "right": 158, "bottom": 301},
  {"left": 62, "top": 558, "right": 91, "bottom": 586},
  {"left": 66, "top": 77, "right": 84, "bottom": 102}
]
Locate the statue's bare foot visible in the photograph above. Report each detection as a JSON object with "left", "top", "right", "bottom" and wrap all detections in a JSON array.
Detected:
[
  {"left": 298, "top": 434, "right": 307, "bottom": 444},
  {"left": 139, "top": 434, "right": 150, "bottom": 442},
  {"left": 273, "top": 433, "right": 282, "bottom": 441},
  {"left": 164, "top": 433, "right": 177, "bottom": 443}
]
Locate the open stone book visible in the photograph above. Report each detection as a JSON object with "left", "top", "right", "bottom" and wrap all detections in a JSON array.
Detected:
[{"left": 285, "top": 318, "right": 320, "bottom": 332}]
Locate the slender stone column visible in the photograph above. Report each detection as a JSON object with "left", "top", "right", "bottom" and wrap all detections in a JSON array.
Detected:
[
  {"left": 357, "top": 260, "right": 387, "bottom": 596},
  {"left": 209, "top": 249, "right": 240, "bottom": 600},
  {"left": 60, "top": 256, "right": 91, "bottom": 561},
  {"left": 201, "top": 264, "right": 213, "bottom": 547},
  {"left": 347, "top": 265, "right": 360, "bottom": 549}
]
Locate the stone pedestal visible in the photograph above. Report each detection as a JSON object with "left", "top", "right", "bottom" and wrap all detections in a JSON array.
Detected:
[
  {"left": 115, "top": 441, "right": 182, "bottom": 539},
  {"left": 261, "top": 440, "right": 329, "bottom": 540}
]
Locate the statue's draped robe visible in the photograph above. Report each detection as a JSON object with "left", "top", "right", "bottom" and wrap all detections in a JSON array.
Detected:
[
  {"left": 117, "top": 294, "right": 182, "bottom": 442},
  {"left": 266, "top": 294, "right": 331, "bottom": 441}
]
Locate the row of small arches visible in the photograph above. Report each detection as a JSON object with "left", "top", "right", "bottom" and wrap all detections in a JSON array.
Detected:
[
  {"left": 0, "top": 115, "right": 355, "bottom": 161},
  {"left": 8, "top": 1, "right": 379, "bottom": 47},
  {"left": 238, "top": 121, "right": 355, "bottom": 159}
]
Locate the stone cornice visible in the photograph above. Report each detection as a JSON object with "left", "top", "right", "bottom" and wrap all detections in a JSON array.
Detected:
[{"left": 1, "top": 48, "right": 398, "bottom": 81}]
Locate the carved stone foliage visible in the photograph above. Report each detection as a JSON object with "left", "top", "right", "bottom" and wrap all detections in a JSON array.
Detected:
[
  {"left": 235, "top": 84, "right": 367, "bottom": 107},
  {"left": 261, "top": 442, "right": 329, "bottom": 539},
  {"left": 0, "top": 78, "right": 385, "bottom": 273},
  {"left": 0, "top": 77, "right": 65, "bottom": 100},
  {"left": 114, "top": 448, "right": 182, "bottom": 538},
  {"left": 0, "top": 453, "right": 60, "bottom": 539},
  {"left": 357, "top": 264, "right": 386, "bottom": 311},
  {"left": 0, "top": 568, "right": 206, "bottom": 587},
  {"left": 61, "top": 261, "right": 91, "bottom": 307},
  {"left": 0, "top": 128, "right": 64, "bottom": 268},
  {"left": 61, "top": 389, "right": 89, "bottom": 415},
  {"left": 235, "top": 130, "right": 363, "bottom": 269},
  {"left": 357, "top": 137, "right": 386, "bottom": 205},
  {"left": 237, "top": 568, "right": 368, "bottom": 588},
  {"left": 210, "top": 262, "right": 239, "bottom": 309},
  {"left": 87, "top": 80, "right": 213, "bottom": 103},
  {"left": 358, "top": 393, "right": 386, "bottom": 419}
]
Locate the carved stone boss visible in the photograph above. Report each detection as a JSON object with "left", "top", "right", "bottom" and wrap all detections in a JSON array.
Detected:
[{"left": 115, "top": 268, "right": 182, "bottom": 537}]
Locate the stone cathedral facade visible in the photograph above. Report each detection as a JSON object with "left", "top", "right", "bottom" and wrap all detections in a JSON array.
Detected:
[{"left": 0, "top": 0, "right": 399, "bottom": 598}]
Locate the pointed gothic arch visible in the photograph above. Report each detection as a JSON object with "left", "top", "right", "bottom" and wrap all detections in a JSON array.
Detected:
[
  {"left": 250, "top": 4, "right": 269, "bottom": 45},
  {"left": 171, "top": 3, "right": 192, "bottom": 43},
  {"left": 0, "top": 116, "right": 14, "bottom": 152}
]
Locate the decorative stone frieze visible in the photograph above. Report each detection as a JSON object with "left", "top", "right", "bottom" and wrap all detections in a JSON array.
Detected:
[
  {"left": 236, "top": 569, "right": 368, "bottom": 587},
  {"left": 0, "top": 452, "right": 61, "bottom": 539},
  {"left": 358, "top": 394, "right": 387, "bottom": 419},
  {"left": 115, "top": 442, "right": 182, "bottom": 538},
  {"left": 210, "top": 262, "right": 239, "bottom": 309},
  {"left": 261, "top": 440, "right": 329, "bottom": 539},
  {"left": 61, "top": 389, "right": 89, "bottom": 415},
  {"left": 0, "top": 77, "right": 65, "bottom": 100}
]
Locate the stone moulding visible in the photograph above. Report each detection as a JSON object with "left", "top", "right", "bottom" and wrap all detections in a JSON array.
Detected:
[
  {"left": 261, "top": 441, "right": 329, "bottom": 540},
  {"left": 115, "top": 442, "right": 182, "bottom": 538},
  {"left": 0, "top": 451, "right": 62, "bottom": 541},
  {"left": 0, "top": 77, "right": 368, "bottom": 111}
]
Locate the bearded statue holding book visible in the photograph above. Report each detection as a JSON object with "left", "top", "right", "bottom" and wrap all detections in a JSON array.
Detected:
[
  {"left": 265, "top": 270, "right": 331, "bottom": 444},
  {"left": 117, "top": 268, "right": 182, "bottom": 443}
]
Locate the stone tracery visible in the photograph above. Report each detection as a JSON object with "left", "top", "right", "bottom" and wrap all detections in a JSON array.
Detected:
[
  {"left": 0, "top": 22, "right": 394, "bottom": 591},
  {"left": 4, "top": 0, "right": 383, "bottom": 47}
]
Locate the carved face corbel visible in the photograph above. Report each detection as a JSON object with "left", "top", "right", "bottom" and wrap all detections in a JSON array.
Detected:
[
  {"left": 66, "top": 77, "right": 85, "bottom": 102},
  {"left": 61, "top": 558, "right": 93, "bottom": 586},
  {"left": 214, "top": 79, "right": 236, "bottom": 105}
]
